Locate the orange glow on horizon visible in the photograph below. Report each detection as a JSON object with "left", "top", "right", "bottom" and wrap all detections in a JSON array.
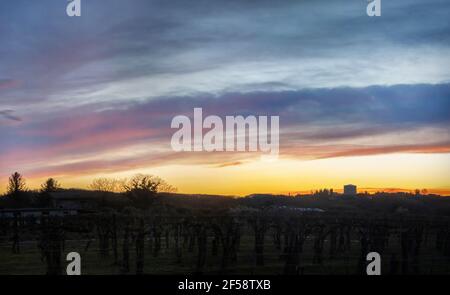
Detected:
[{"left": 1, "top": 153, "right": 449, "bottom": 197}]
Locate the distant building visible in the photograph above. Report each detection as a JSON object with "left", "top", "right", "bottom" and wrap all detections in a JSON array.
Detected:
[
  {"left": 0, "top": 208, "right": 77, "bottom": 219},
  {"left": 343, "top": 184, "right": 357, "bottom": 196}
]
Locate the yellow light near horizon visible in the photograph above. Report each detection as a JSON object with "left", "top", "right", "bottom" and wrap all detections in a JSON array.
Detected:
[
  {"left": 153, "top": 153, "right": 450, "bottom": 195},
  {"left": 2, "top": 153, "right": 449, "bottom": 196}
]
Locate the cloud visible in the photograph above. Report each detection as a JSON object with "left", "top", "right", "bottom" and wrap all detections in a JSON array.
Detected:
[
  {"left": 318, "top": 142, "right": 450, "bottom": 159},
  {"left": 0, "top": 79, "right": 20, "bottom": 90},
  {"left": 279, "top": 141, "right": 450, "bottom": 160},
  {"left": 214, "top": 161, "right": 245, "bottom": 168},
  {"left": 0, "top": 83, "right": 449, "bottom": 179},
  {"left": 1, "top": 0, "right": 449, "bottom": 114},
  {"left": 0, "top": 110, "right": 21, "bottom": 122}
]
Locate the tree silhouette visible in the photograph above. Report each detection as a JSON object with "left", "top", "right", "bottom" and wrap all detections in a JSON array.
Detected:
[
  {"left": 123, "top": 174, "right": 176, "bottom": 208},
  {"left": 123, "top": 174, "right": 176, "bottom": 193},
  {"left": 89, "top": 177, "right": 125, "bottom": 192},
  {"left": 7, "top": 172, "right": 26, "bottom": 195},
  {"left": 37, "top": 178, "right": 60, "bottom": 207},
  {"left": 41, "top": 178, "right": 61, "bottom": 193},
  {"left": 6, "top": 172, "right": 31, "bottom": 207}
]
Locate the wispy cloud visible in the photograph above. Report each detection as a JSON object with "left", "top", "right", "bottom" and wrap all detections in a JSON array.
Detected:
[
  {"left": 0, "top": 83, "right": 449, "bottom": 179},
  {"left": 0, "top": 110, "right": 21, "bottom": 122}
]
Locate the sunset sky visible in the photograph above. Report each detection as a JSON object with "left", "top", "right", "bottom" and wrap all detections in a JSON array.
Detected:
[{"left": 1, "top": 0, "right": 449, "bottom": 195}]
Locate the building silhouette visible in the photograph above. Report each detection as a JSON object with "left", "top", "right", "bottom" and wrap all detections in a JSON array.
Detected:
[{"left": 343, "top": 184, "right": 357, "bottom": 196}]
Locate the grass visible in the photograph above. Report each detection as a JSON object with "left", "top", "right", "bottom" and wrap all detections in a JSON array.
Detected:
[{"left": 1, "top": 231, "right": 449, "bottom": 275}]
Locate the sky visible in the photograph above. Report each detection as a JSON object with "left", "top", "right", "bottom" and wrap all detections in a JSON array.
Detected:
[{"left": 0, "top": 0, "right": 449, "bottom": 195}]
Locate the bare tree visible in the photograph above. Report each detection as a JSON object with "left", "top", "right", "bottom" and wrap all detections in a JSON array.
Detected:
[
  {"left": 123, "top": 174, "right": 176, "bottom": 193},
  {"left": 89, "top": 177, "right": 125, "bottom": 192}
]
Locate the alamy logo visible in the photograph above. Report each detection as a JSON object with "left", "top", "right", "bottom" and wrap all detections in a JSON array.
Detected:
[
  {"left": 66, "top": 252, "right": 81, "bottom": 275},
  {"left": 367, "top": 0, "right": 381, "bottom": 17},
  {"left": 66, "top": 0, "right": 81, "bottom": 17},
  {"left": 171, "top": 108, "right": 279, "bottom": 156},
  {"left": 366, "top": 252, "right": 381, "bottom": 275}
]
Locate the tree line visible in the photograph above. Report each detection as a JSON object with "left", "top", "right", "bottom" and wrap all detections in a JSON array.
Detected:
[{"left": 1, "top": 172, "right": 177, "bottom": 209}]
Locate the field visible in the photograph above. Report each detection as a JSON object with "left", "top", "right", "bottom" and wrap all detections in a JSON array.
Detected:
[{"left": 1, "top": 200, "right": 449, "bottom": 275}]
